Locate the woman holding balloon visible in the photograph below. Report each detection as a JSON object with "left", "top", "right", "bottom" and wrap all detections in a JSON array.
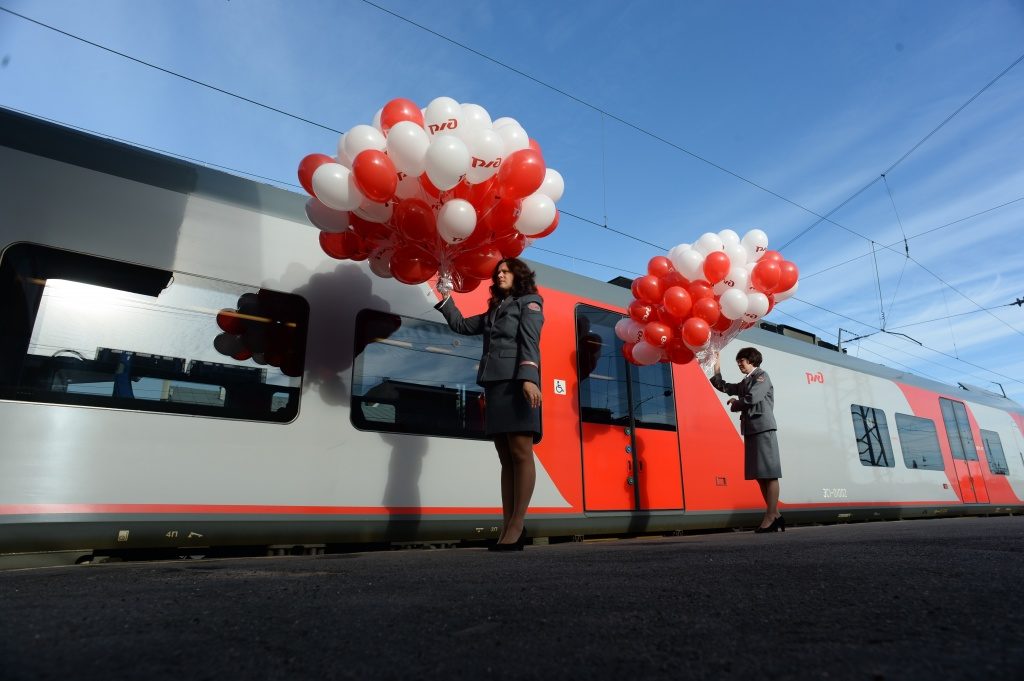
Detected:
[{"left": 435, "top": 257, "right": 544, "bottom": 551}]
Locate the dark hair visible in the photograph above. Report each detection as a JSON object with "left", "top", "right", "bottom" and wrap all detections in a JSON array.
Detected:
[
  {"left": 488, "top": 257, "right": 538, "bottom": 308},
  {"left": 735, "top": 347, "right": 763, "bottom": 367}
]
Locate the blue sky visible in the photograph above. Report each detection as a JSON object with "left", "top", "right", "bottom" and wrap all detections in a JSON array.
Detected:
[{"left": 2, "top": 0, "right": 1023, "bottom": 403}]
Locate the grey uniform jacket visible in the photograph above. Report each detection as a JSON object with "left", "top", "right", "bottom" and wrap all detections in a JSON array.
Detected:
[
  {"left": 709, "top": 367, "right": 776, "bottom": 435},
  {"left": 434, "top": 293, "right": 544, "bottom": 386}
]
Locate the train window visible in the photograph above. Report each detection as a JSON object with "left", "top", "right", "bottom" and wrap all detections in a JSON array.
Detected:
[
  {"left": 351, "top": 309, "right": 487, "bottom": 439},
  {"left": 979, "top": 429, "right": 1010, "bottom": 475},
  {"left": 894, "top": 414, "right": 945, "bottom": 471},
  {"left": 850, "top": 404, "right": 894, "bottom": 467},
  {"left": 0, "top": 243, "right": 307, "bottom": 422},
  {"left": 575, "top": 305, "right": 676, "bottom": 431},
  {"left": 938, "top": 398, "right": 979, "bottom": 461}
]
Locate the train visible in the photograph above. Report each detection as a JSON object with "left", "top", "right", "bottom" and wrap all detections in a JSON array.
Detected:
[{"left": 1, "top": 107, "right": 1022, "bottom": 563}]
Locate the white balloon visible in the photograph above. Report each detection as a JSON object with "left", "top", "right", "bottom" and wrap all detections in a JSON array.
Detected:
[
  {"left": 694, "top": 232, "right": 725, "bottom": 255},
  {"left": 538, "top": 168, "right": 564, "bottom": 202},
  {"left": 497, "top": 123, "right": 530, "bottom": 155},
  {"left": 632, "top": 340, "right": 662, "bottom": 365},
  {"left": 675, "top": 249, "right": 705, "bottom": 281},
  {"left": 774, "top": 279, "right": 799, "bottom": 302},
  {"left": 437, "top": 199, "right": 478, "bottom": 244},
  {"left": 719, "top": 288, "right": 750, "bottom": 320},
  {"left": 342, "top": 124, "right": 386, "bottom": 162},
  {"left": 424, "top": 135, "right": 470, "bottom": 191},
  {"left": 394, "top": 170, "right": 424, "bottom": 200},
  {"left": 744, "top": 291, "right": 770, "bottom": 322},
  {"left": 718, "top": 228, "right": 741, "bottom": 246},
  {"left": 515, "top": 193, "right": 556, "bottom": 236},
  {"left": 713, "top": 265, "right": 750, "bottom": 296},
  {"left": 742, "top": 228, "right": 769, "bottom": 262},
  {"left": 614, "top": 318, "right": 634, "bottom": 342},
  {"left": 625, "top": 320, "right": 644, "bottom": 344},
  {"left": 335, "top": 136, "right": 352, "bottom": 168},
  {"left": 463, "top": 128, "right": 504, "bottom": 184},
  {"left": 457, "top": 103, "right": 493, "bottom": 138},
  {"left": 492, "top": 116, "right": 520, "bottom": 130},
  {"left": 311, "top": 163, "right": 364, "bottom": 211},
  {"left": 354, "top": 197, "right": 394, "bottom": 224},
  {"left": 304, "top": 198, "right": 350, "bottom": 233},
  {"left": 724, "top": 242, "right": 747, "bottom": 269},
  {"left": 371, "top": 107, "right": 383, "bottom": 133},
  {"left": 668, "top": 243, "right": 692, "bottom": 270},
  {"left": 386, "top": 121, "right": 430, "bottom": 176},
  {"left": 424, "top": 96, "right": 462, "bottom": 138}
]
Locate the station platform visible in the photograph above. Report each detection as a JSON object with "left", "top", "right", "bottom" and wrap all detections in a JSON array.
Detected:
[{"left": 2, "top": 515, "right": 1021, "bottom": 680}]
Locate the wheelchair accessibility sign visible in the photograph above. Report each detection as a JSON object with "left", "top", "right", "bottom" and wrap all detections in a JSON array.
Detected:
[{"left": 553, "top": 379, "right": 566, "bottom": 396}]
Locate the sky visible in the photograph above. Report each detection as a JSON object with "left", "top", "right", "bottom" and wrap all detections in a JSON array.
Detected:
[{"left": 2, "top": 0, "right": 1023, "bottom": 404}]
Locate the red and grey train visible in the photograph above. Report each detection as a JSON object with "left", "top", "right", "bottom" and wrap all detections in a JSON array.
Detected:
[{"left": 1, "top": 108, "right": 1022, "bottom": 560}]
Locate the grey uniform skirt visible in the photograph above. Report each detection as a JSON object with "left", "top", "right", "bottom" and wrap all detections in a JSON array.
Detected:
[
  {"left": 744, "top": 430, "right": 781, "bottom": 480},
  {"left": 483, "top": 380, "right": 542, "bottom": 444}
]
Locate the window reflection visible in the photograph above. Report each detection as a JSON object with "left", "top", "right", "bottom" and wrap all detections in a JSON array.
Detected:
[
  {"left": 894, "top": 413, "right": 944, "bottom": 471},
  {"left": 851, "top": 404, "right": 894, "bottom": 467},
  {"left": 0, "top": 243, "right": 305, "bottom": 422}
]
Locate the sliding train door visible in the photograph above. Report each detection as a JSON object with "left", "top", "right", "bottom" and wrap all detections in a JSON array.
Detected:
[
  {"left": 939, "top": 398, "right": 990, "bottom": 503},
  {"left": 575, "top": 305, "right": 682, "bottom": 511}
]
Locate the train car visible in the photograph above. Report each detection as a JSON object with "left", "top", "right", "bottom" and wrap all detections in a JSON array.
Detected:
[{"left": 1, "top": 107, "right": 1022, "bottom": 562}]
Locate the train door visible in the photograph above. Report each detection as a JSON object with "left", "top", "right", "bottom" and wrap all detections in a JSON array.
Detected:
[
  {"left": 939, "top": 398, "right": 990, "bottom": 503},
  {"left": 575, "top": 305, "right": 683, "bottom": 511}
]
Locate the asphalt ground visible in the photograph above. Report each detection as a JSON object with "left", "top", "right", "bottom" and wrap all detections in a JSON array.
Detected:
[{"left": 2, "top": 515, "right": 1022, "bottom": 681}]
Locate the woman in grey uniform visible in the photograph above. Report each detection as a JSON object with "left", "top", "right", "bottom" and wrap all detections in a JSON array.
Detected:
[
  {"left": 435, "top": 258, "right": 544, "bottom": 550},
  {"left": 711, "top": 347, "right": 783, "bottom": 533}
]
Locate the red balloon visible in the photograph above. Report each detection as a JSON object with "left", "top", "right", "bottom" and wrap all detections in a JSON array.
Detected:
[
  {"left": 682, "top": 318, "right": 711, "bottom": 348},
  {"left": 352, "top": 150, "right": 398, "bottom": 203},
  {"left": 231, "top": 347, "right": 253, "bottom": 362},
  {"left": 631, "top": 275, "right": 663, "bottom": 305},
  {"left": 319, "top": 230, "right": 365, "bottom": 260},
  {"left": 648, "top": 256, "right": 674, "bottom": 279},
  {"left": 453, "top": 275, "right": 483, "bottom": 293},
  {"left": 349, "top": 213, "right": 393, "bottom": 246},
  {"left": 622, "top": 342, "right": 637, "bottom": 364},
  {"left": 777, "top": 261, "right": 799, "bottom": 292},
  {"left": 213, "top": 332, "right": 245, "bottom": 357},
  {"left": 766, "top": 293, "right": 776, "bottom": 314},
  {"left": 393, "top": 198, "right": 437, "bottom": 244},
  {"left": 761, "top": 250, "right": 784, "bottom": 263},
  {"left": 419, "top": 173, "right": 442, "bottom": 199},
  {"left": 528, "top": 138, "right": 543, "bottom": 156},
  {"left": 454, "top": 246, "right": 502, "bottom": 280},
  {"left": 712, "top": 315, "right": 735, "bottom": 332},
  {"left": 644, "top": 321, "right": 673, "bottom": 348},
  {"left": 216, "top": 309, "right": 245, "bottom": 335},
  {"left": 688, "top": 280, "right": 714, "bottom": 301},
  {"left": 297, "top": 153, "right": 333, "bottom": 196},
  {"left": 380, "top": 98, "right": 424, "bottom": 133},
  {"left": 660, "top": 270, "right": 690, "bottom": 289},
  {"left": 481, "top": 198, "right": 521, "bottom": 236},
  {"left": 494, "top": 230, "right": 526, "bottom": 258},
  {"left": 629, "top": 300, "right": 655, "bottom": 324},
  {"left": 691, "top": 297, "right": 721, "bottom": 325},
  {"left": 662, "top": 286, "right": 693, "bottom": 320},
  {"left": 702, "top": 251, "right": 731, "bottom": 284},
  {"left": 390, "top": 245, "right": 438, "bottom": 284},
  {"left": 751, "top": 259, "right": 782, "bottom": 293},
  {"left": 496, "top": 148, "right": 545, "bottom": 200},
  {"left": 666, "top": 340, "right": 695, "bottom": 365}
]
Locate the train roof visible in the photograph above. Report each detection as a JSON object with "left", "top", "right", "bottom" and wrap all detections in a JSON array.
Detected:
[{"left": 3, "top": 106, "right": 1020, "bottom": 415}]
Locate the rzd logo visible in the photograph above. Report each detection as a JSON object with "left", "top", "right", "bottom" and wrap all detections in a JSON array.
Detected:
[
  {"left": 471, "top": 157, "right": 502, "bottom": 168},
  {"left": 428, "top": 118, "right": 459, "bottom": 134}
]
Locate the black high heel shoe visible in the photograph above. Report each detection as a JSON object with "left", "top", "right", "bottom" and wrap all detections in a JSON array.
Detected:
[
  {"left": 754, "top": 515, "right": 784, "bottom": 533},
  {"left": 492, "top": 526, "right": 528, "bottom": 551}
]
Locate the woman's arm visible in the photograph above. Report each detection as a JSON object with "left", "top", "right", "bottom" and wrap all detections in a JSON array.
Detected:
[
  {"left": 434, "top": 295, "right": 485, "bottom": 336},
  {"left": 514, "top": 295, "right": 544, "bottom": 385}
]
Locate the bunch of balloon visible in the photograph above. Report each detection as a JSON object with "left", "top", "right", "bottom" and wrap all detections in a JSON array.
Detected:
[
  {"left": 297, "top": 96, "right": 565, "bottom": 294},
  {"left": 212, "top": 290, "right": 308, "bottom": 377},
  {"left": 614, "top": 228, "right": 799, "bottom": 374}
]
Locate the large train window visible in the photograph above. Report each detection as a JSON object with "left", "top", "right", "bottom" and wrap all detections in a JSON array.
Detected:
[
  {"left": 979, "top": 429, "right": 1010, "bottom": 475},
  {"left": 0, "top": 243, "right": 307, "bottom": 422},
  {"left": 575, "top": 305, "right": 675, "bottom": 431},
  {"left": 894, "top": 414, "right": 945, "bottom": 471},
  {"left": 351, "top": 309, "right": 487, "bottom": 439},
  {"left": 850, "top": 404, "right": 894, "bottom": 467},
  {"left": 938, "top": 398, "right": 978, "bottom": 461}
]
